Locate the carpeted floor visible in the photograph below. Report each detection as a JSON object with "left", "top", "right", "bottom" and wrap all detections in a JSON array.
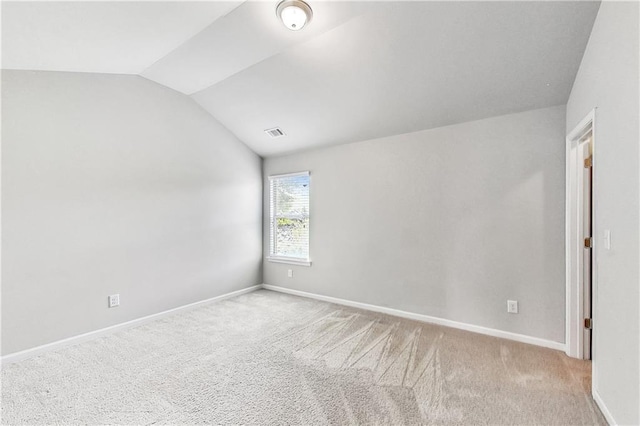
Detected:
[{"left": 1, "top": 289, "right": 605, "bottom": 425}]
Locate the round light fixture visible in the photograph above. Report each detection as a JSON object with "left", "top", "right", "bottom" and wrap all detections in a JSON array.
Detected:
[{"left": 276, "top": 0, "right": 313, "bottom": 31}]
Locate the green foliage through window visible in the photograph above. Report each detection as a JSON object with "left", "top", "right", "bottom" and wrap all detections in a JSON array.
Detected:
[{"left": 270, "top": 173, "right": 310, "bottom": 259}]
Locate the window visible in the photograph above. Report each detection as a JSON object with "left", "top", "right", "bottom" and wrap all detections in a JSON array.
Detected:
[{"left": 268, "top": 171, "right": 311, "bottom": 266}]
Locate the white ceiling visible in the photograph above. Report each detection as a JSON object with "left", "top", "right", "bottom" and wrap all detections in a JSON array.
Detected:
[
  {"left": 141, "top": 1, "right": 374, "bottom": 95},
  {"left": 2, "top": 1, "right": 600, "bottom": 157},
  {"left": 1, "top": 1, "right": 242, "bottom": 74}
]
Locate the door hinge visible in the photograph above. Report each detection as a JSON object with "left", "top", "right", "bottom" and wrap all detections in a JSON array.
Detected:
[
  {"left": 584, "top": 237, "right": 592, "bottom": 248},
  {"left": 584, "top": 318, "right": 593, "bottom": 329},
  {"left": 584, "top": 157, "right": 593, "bottom": 168}
]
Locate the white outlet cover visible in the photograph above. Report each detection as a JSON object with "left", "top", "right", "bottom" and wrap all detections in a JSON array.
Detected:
[
  {"left": 287, "top": 269, "right": 293, "bottom": 278},
  {"left": 507, "top": 300, "right": 518, "bottom": 314},
  {"left": 109, "top": 294, "right": 120, "bottom": 308}
]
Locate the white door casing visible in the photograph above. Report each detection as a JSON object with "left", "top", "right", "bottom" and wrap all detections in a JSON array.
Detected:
[{"left": 565, "top": 109, "right": 597, "bottom": 362}]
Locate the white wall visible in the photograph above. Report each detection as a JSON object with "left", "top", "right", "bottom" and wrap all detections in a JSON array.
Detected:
[
  {"left": 566, "top": 1, "right": 640, "bottom": 424},
  {"left": 264, "top": 105, "right": 566, "bottom": 344},
  {"left": 1, "top": 70, "right": 263, "bottom": 355}
]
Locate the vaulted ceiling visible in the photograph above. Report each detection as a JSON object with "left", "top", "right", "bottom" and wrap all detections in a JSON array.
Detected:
[{"left": 2, "top": 1, "right": 600, "bottom": 156}]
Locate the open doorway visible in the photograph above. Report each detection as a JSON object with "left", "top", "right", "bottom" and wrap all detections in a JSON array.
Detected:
[{"left": 566, "top": 110, "right": 596, "bottom": 361}]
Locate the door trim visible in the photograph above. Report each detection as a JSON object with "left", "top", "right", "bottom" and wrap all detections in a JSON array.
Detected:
[{"left": 565, "top": 108, "right": 597, "bottom": 361}]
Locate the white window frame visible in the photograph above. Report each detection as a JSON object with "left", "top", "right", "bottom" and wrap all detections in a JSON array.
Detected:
[{"left": 267, "top": 171, "right": 311, "bottom": 266}]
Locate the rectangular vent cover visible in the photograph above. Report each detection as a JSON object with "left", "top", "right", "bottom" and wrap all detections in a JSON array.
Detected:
[{"left": 265, "top": 127, "right": 286, "bottom": 138}]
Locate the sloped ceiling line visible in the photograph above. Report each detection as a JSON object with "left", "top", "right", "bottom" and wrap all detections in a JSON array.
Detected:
[{"left": 1, "top": 1, "right": 601, "bottom": 157}]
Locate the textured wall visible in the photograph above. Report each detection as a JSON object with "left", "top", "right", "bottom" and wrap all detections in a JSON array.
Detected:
[
  {"left": 566, "top": 1, "right": 640, "bottom": 424},
  {"left": 264, "top": 105, "right": 566, "bottom": 344},
  {"left": 1, "top": 70, "right": 263, "bottom": 355}
]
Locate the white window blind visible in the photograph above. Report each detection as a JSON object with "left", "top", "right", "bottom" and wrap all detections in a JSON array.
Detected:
[{"left": 269, "top": 171, "right": 310, "bottom": 262}]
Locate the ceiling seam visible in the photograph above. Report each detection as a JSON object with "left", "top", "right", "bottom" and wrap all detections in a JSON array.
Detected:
[{"left": 136, "top": 1, "right": 247, "bottom": 78}]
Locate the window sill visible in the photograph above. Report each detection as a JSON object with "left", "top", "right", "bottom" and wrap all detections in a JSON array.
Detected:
[{"left": 266, "top": 257, "right": 312, "bottom": 267}]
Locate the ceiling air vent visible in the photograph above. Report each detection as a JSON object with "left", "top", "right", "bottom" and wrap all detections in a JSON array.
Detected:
[{"left": 265, "top": 127, "right": 286, "bottom": 138}]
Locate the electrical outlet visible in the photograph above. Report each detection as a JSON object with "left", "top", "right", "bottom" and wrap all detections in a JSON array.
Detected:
[
  {"left": 287, "top": 269, "right": 293, "bottom": 278},
  {"left": 108, "top": 294, "right": 120, "bottom": 308},
  {"left": 507, "top": 300, "right": 518, "bottom": 314}
]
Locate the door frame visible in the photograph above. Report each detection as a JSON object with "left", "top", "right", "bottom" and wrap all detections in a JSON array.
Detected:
[{"left": 565, "top": 108, "right": 597, "bottom": 361}]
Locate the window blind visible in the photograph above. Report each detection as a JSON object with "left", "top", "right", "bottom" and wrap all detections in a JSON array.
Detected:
[{"left": 269, "top": 171, "right": 310, "bottom": 260}]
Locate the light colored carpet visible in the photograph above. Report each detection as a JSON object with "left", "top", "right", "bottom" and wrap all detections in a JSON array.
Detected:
[{"left": 2, "top": 289, "right": 604, "bottom": 425}]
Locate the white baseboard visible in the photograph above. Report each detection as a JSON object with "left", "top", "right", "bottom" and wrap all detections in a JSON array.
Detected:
[
  {"left": 262, "top": 284, "right": 566, "bottom": 352},
  {"left": 2, "top": 283, "right": 567, "bottom": 365},
  {"left": 1, "top": 285, "right": 262, "bottom": 365},
  {"left": 593, "top": 389, "right": 616, "bottom": 425}
]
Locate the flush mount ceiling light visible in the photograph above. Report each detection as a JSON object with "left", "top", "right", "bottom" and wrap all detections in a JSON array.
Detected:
[{"left": 276, "top": 0, "right": 313, "bottom": 31}]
